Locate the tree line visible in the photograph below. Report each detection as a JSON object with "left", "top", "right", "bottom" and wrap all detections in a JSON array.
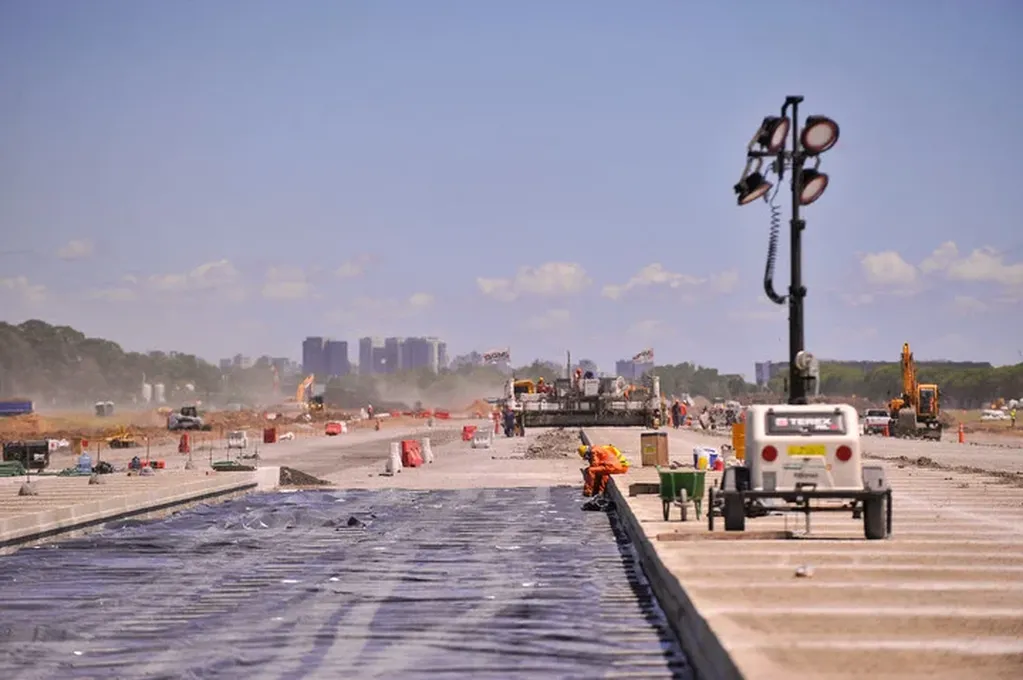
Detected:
[{"left": 2, "top": 320, "right": 1019, "bottom": 410}]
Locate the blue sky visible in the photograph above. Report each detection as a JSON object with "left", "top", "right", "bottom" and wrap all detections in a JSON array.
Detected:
[{"left": 1, "top": 0, "right": 1021, "bottom": 378}]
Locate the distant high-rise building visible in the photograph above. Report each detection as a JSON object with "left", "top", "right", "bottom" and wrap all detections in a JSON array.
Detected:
[
  {"left": 754, "top": 361, "right": 786, "bottom": 386},
  {"left": 401, "top": 337, "right": 443, "bottom": 372},
  {"left": 302, "top": 337, "right": 325, "bottom": 377},
  {"left": 615, "top": 359, "right": 653, "bottom": 380},
  {"left": 219, "top": 358, "right": 232, "bottom": 371},
  {"left": 359, "top": 337, "right": 384, "bottom": 375},
  {"left": 323, "top": 340, "right": 350, "bottom": 377},
  {"left": 383, "top": 337, "right": 404, "bottom": 374},
  {"left": 438, "top": 342, "right": 448, "bottom": 371}
]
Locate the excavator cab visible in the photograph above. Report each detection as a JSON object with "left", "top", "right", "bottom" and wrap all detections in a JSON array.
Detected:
[{"left": 917, "top": 385, "right": 939, "bottom": 418}]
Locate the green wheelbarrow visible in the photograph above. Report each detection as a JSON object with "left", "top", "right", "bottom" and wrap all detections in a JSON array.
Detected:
[{"left": 657, "top": 468, "right": 706, "bottom": 522}]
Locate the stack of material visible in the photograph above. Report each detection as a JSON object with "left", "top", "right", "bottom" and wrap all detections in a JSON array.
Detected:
[{"left": 524, "top": 428, "right": 578, "bottom": 459}]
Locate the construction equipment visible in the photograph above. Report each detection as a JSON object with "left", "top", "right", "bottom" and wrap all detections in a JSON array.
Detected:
[
  {"left": 500, "top": 353, "right": 662, "bottom": 429},
  {"left": 2, "top": 440, "right": 51, "bottom": 471},
  {"left": 107, "top": 426, "right": 141, "bottom": 449},
  {"left": 168, "top": 405, "right": 213, "bottom": 431},
  {"left": 887, "top": 343, "right": 942, "bottom": 440}
]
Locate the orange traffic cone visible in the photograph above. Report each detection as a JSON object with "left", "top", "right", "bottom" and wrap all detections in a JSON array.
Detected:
[{"left": 958, "top": 423, "right": 965, "bottom": 444}]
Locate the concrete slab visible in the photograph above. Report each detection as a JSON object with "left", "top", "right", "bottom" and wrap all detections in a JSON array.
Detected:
[
  {"left": 0, "top": 471, "right": 258, "bottom": 553},
  {"left": 601, "top": 425, "right": 1023, "bottom": 680}
]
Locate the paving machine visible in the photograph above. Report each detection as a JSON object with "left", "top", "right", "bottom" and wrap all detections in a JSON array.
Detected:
[
  {"left": 887, "top": 342, "right": 942, "bottom": 440},
  {"left": 501, "top": 357, "right": 662, "bottom": 429}
]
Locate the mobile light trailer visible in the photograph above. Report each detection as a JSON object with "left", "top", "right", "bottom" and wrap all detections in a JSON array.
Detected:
[{"left": 708, "top": 403, "right": 892, "bottom": 540}]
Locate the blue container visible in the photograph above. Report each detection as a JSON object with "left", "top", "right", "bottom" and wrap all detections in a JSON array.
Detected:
[{"left": 0, "top": 400, "right": 33, "bottom": 417}]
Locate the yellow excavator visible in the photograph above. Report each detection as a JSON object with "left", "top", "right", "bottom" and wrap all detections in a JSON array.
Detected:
[
  {"left": 295, "top": 375, "right": 324, "bottom": 413},
  {"left": 887, "top": 343, "right": 942, "bottom": 440}
]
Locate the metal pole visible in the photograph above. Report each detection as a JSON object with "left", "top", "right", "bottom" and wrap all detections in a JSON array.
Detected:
[{"left": 787, "top": 95, "right": 808, "bottom": 405}]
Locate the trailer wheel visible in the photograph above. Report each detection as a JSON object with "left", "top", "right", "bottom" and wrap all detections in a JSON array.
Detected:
[
  {"left": 863, "top": 495, "right": 887, "bottom": 540},
  {"left": 678, "top": 488, "right": 688, "bottom": 522},
  {"left": 723, "top": 495, "right": 745, "bottom": 532}
]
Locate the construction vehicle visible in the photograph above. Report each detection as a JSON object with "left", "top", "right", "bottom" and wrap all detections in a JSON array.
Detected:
[
  {"left": 500, "top": 353, "right": 662, "bottom": 428},
  {"left": 107, "top": 426, "right": 141, "bottom": 449},
  {"left": 887, "top": 343, "right": 942, "bottom": 440},
  {"left": 287, "top": 375, "right": 325, "bottom": 412},
  {"left": 2, "top": 440, "right": 50, "bottom": 471},
  {"left": 167, "top": 405, "right": 213, "bottom": 431}
]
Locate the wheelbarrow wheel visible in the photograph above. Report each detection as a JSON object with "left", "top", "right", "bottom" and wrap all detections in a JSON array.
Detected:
[
  {"left": 678, "top": 488, "right": 688, "bottom": 522},
  {"left": 662, "top": 500, "right": 670, "bottom": 521}
]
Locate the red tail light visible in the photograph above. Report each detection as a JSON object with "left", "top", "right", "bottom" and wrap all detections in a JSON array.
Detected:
[
  {"left": 761, "top": 445, "right": 778, "bottom": 462},
  {"left": 836, "top": 445, "right": 852, "bottom": 462}
]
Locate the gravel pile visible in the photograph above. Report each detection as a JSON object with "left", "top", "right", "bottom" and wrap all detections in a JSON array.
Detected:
[{"left": 524, "top": 428, "right": 580, "bottom": 460}]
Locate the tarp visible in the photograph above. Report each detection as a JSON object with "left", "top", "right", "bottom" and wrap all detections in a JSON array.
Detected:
[{"left": 0, "top": 487, "right": 691, "bottom": 679}]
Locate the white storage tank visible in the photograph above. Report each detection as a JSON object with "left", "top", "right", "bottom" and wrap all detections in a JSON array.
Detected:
[
  {"left": 153, "top": 383, "right": 166, "bottom": 404},
  {"left": 142, "top": 383, "right": 153, "bottom": 403}
]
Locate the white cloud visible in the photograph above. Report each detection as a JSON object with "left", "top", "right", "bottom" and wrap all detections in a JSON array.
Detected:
[
  {"left": 477, "top": 262, "right": 591, "bottom": 301},
  {"left": 945, "top": 247, "right": 1023, "bottom": 288},
  {"left": 626, "top": 319, "right": 669, "bottom": 341},
  {"left": 602, "top": 263, "right": 738, "bottom": 300},
  {"left": 408, "top": 292, "right": 435, "bottom": 308},
  {"left": 148, "top": 259, "right": 241, "bottom": 295},
  {"left": 919, "top": 241, "right": 958, "bottom": 274},
  {"left": 56, "top": 239, "right": 94, "bottom": 261},
  {"left": 87, "top": 287, "right": 138, "bottom": 302},
  {"left": 860, "top": 251, "right": 918, "bottom": 286},
  {"left": 325, "top": 292, "right": 437, "bottom": 329},
  {"left": 950, "top": 294, "right": 988, "bottom": 315},
  {"left": 336, "top": 255, "right": 373, "bottom": 279},
  {"left": 525, "top": 308, "right": 571, "bottom": 330},
  {"left": 262, "top": 266, "right": 311, "bottom": 301},
  {"left": 0, "top": 276, "right": 47, "bottom": 303},
  {"left": 727, "top": 297, "right": 786, "bottom": 322}
]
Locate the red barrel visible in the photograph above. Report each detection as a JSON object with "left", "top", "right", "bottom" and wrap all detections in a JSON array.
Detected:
[
  {"left": 178, "top": 433, "right": 191, "bottom": 453},
  {"left": 263, "top": 427, "right": 278, "bottom": 444}
]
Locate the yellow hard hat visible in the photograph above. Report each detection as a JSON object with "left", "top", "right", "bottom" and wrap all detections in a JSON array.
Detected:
[{"left": 578, "top": 444, "right": 590, "bottom": 456}]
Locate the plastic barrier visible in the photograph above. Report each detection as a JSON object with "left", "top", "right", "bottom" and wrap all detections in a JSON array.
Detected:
[
  {"left": 385, "top": 442, "right": 403, "bottom": 475},
  {"left": 434, "top": 410, "right": 451, "bottom": 420},
  {"left": 422, "top": 437, "right": 434, "bottom": 464},
  {"left": 325, "top": 421, "right": 346, "bottom": 436},
  {"left": 178, "top": 433, "right": 191, "bottom": 454},
  {"left": 462, "top": 425, "right": 478, "bottom": 441},
  {"left": 149, "top": 460, "right": 166, "bottom": 470},
  {"left": 263, "top": 427, "right": 277, "bottom": 444},
  {"left": 401, "top": 440, "right": 424, "bottom": 468}
]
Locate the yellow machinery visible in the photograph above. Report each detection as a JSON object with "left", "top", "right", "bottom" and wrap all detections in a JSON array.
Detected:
[
  {"left": 887, "top": 343, "right": 942, "bottom": 440},
  {"left": 513, "top": 379, "right": 536, "bottom": 396},
  {"left": 107, "top": 426, "right": 140, "bottom": 449},
  {"left": 291, "top": 375, "right": 324, "bottom": 412}
]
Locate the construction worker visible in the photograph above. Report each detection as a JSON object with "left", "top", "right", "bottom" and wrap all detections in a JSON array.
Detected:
[
  {"left": 578, "top": 443, "right": 629, "bottom": 497},
  {"left": 1012, "top": 407, "right": 1017, "bottom": 428}
]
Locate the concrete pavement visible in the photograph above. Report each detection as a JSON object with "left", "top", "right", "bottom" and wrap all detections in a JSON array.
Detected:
[{"left": 600, "top": 425, "right": 1023, "bottom": 679}]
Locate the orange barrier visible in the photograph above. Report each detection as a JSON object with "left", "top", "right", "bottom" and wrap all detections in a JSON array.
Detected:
[
  {"left": 149, "top": 460, "right": 166, "bottom": 469},
  {"left": 178, "top": 433, "right": 191, "bottom": 454},
  {"left": 434, "top": 410, "right": 451, "bottom": 420},
  {"left": 325, "top": 422, "right": 343, "bottom": 436},
  {"left": 401, "top": 440, "right": 423, "bottom": 467},
  {"left": 462, "top": 425, "right": 478, "bottom": 441}
]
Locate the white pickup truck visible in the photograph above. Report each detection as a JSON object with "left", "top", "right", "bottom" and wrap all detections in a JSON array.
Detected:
[{"left": 861, "top": 408, "right": 890, "bottom": 435}]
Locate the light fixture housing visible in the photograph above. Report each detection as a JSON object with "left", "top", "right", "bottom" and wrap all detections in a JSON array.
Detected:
[
  {"left": 798, "top": 168, "right": 829, "bottom": 205},
  {"left": 801, "top": 115, "right": 840, "bottom": 155},
  {"left": 734, "top": 171, "right": 772, "bottom": 206},
  {"left": 757, "top": 116, "right": 790, "bottom": 153}
]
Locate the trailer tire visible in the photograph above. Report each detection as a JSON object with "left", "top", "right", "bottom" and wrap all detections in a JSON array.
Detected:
[
  {"left": 723, "top": 495, "right": 745, "bottom": 532},
  {"left": 863, "top": 495, "right": 887, "bottom": 540}
]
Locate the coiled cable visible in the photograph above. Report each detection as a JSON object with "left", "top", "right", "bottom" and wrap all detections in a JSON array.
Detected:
[{"left": 763, "top": 181, "right": 787, "bottom": 305}]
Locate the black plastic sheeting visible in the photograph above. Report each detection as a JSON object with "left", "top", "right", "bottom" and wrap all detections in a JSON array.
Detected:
[{"left": 0, "top": 487, "right": 691, "bottom": 679}]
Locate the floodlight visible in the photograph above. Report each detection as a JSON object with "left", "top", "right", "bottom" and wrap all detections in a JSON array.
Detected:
[
  {"left": 734, "top": 171, "right": 772, "bottom": 206},
  {"left": 757, "top": 116, "right": 790, "bottom": 153},
  {"left": 801, "top": 116, "right": 840, "bottom": 155},
  {"left": 798, "top": 169, "right": 829, "bottom": 205}
]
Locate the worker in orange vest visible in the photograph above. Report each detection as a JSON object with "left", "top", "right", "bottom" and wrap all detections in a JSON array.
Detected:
[{"left": 578, "top": 444, "right": 630, "bottom": 497}]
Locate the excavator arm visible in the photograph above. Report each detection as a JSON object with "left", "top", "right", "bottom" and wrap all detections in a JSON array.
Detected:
[{"left": 900, "top": 343, "right": 918, "bottom": 408}]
